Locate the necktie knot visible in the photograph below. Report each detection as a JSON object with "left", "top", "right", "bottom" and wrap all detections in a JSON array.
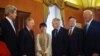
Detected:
[
  {"left": 55, "top": 29, "right": 58, "bottom": 32},
  {"left": 54, "top": 29, "right": 58, "bottom": 37},
  {"left": 68, "top": 28, "right": 72, "bottom": 35}
]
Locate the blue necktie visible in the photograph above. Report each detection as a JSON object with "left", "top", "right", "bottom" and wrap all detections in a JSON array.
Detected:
[{"left": 86, "top": 24, "right": 89, "bottom": 32}]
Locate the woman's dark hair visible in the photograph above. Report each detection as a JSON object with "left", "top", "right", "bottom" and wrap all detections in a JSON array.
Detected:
[{"left": 39, "top": 22, "right": 47, "bottom": 28}]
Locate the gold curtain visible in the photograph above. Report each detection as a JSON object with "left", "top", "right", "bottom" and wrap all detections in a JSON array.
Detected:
[
  {"left": 60, "top": 9, "right": 65, "bottom": 26},
  {"left": 54, "top": 0, "right": 64, "bottom": 9},
  {"left": 43, "top": 4, "right": 49, "bottom": 22},
  {"left": 43, "top": 0, "right": 54, "bottom": 6},
  {"left": 43, "top": 0, "right": 64, "bottom": 9},
  {"left": 43, "top": 0, "right": 65, "bottom": 23}
]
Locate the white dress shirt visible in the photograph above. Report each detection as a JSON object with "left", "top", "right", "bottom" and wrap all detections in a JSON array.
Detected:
[
  {"left": 6, "top": 16, "right": 16, "bottom": 33},
  {"left": 68, "top": 26, "right": 75, "bottom": 35}
]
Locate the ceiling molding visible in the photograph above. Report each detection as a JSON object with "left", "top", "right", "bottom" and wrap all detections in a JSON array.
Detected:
[{"left": 64, "top": 1, "right": 82, "bottom": 10}]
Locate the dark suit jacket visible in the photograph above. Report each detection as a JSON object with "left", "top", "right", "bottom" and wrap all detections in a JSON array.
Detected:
[
  {"left": 0, "top": 18, "right": 18, "bottom": 56},
  {"left": 52, "top": 27, "right": 68, "bottom": 56},
  {"left": 18, "top": 28, "right": 35, "bottom": 56},
  {"left": 68, "top": 27, "right": 83, "bottom": 56},
  {"left": 83, "top": 20, "right": 100, "bottom": 56}
]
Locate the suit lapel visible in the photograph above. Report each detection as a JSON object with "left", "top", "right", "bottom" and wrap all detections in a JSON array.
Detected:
[
  {"left": 56, "top": 27, "right": 61, "bottom": 36},
  {"left": 5, "top": 19, "right": 16, "bottom": 34},
  {"left": 86, "top": 20, "right": 94, "bottom": 33},
  {"left": 25, "top": 28, "right": 34, "bottom": 39},
  {"left": 68, "top": 27, "right": 75, "bottom": 36}
]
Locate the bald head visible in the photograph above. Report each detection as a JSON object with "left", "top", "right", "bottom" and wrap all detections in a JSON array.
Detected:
[{"left": 83, "top": 10, "right": 94, "bottom": 23}]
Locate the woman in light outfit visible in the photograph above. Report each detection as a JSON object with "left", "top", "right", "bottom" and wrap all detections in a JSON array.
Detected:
[{"left": 36, "top": 23, "right": 52, "bottom": 56}]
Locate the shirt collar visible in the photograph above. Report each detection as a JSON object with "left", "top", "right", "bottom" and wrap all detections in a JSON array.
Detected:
[
  {"left": 86, "top": 18, "right": 93, "bottom": 26},
  {"left": 6, "top": 16, "right": 13, "bottom": 23},
  {"left": 26, "top": 26, "right": 31, "bottom": 31},
  {"left": 69, "top": 26, "right": 75, "bottom": 31},
  {"left": 56, "top": 26, "right": 61, "bottom": 31}
]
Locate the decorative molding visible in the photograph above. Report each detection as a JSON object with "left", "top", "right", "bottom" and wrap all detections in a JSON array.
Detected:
[
  {"left": 43, "top": 0, "right": 64, "bottom": 9},
  {"left": 43, "top": 0, "right": 54, "bottom": 6},
  {"left": 55, "top": 0, "right": 64, "bottom": 9}
]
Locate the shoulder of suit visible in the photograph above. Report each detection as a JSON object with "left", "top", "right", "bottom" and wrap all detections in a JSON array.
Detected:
[
  {"left": 19, "top": 28, "right": 28, "bottom": 34},
  {"left": 0, "top": 18, "right": 10, "bottom": 26},
  {"left": 0, "top": 18, "right": 6, "bottom": 23},
  {"left": 75, "top": 27, "right": 83, "bottom": 30},
  {"left": 75, "top": 27, "right": 83, "bottom": 33},
  {"left": 91, "top": 20, "right": 100, "bottom": 27},
  {"left": 60, "top": 27, "right": 68, "bottom": 31},
  {"left": 75, "top": 27, "right": 82, "bottom": 29},
  {"left": 0, "top": 18, "right": 9, "bottom": 29},
  {"left": 92, "top": 20, "right": 99, "bottom": 24},
  {"left": 0, "top": 18, "right": 7, "bottom": 22}
]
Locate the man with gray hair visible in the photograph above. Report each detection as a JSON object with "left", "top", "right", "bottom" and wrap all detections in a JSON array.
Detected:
[
  {"left": 18, "top": 18, "right": 35, "bottom": 56},
  {"left": 0, "top": 5, "right": 18, "bottom": 56},
  {"left": 52, "top": 18, "right": 68, "bottom": 56}
]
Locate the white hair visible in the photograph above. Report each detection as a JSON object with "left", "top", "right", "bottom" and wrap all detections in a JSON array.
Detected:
[
  {"left": 83, "top": 10, "right": 93, "bottom": 15},
  {"left": 5, "top": 5, "right": 17, "bottom": 15}
]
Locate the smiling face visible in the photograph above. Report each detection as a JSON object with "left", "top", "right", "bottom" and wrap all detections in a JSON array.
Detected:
[{"left": 83, "top": 10, "right": 93, "bottom": 23}]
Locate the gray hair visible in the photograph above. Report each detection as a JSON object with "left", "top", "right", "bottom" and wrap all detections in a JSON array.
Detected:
[
  {"left": 5, "top": 5, "right": 17, "bottom": 15},
  {"left": 25, "top": 18, "right": 34, "bottom": 24},
  {"left": 52, "top": 18, "right": 60, "bottom": 22}
]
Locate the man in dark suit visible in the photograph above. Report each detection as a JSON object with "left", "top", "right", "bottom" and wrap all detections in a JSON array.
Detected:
[
  {"left": 0, "top": 5, "right": 18, "bottom": 56},
  {"left": 83, "top": 10, "right": 100, "bottom": 56},
  {"left": 67, "top": 16, "right": 83, "bottom": 56},
  {"left": 18, "top": 18, "right": 35, "bottom": 56},
  {"left": 52, "top": 18, "right": 68, "bottom": 56}
]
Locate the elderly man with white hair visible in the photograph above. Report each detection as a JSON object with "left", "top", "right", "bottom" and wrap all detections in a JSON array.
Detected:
[
  {"left": 83, "top": 9, "right": 100, "bottom": 56},
  {"left": 18, "top": 18, "right": 35, "bottom": 56}
]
